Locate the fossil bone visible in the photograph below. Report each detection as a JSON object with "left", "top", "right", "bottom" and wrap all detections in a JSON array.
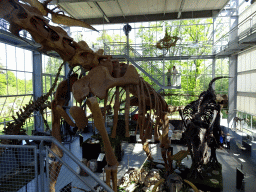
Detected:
[{"left": 0, "top": 1, "right": 172, "bottom": 191}]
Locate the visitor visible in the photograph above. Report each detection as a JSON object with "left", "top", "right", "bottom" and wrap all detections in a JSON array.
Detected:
[
  {"left": 166, "top": 69, "right": 171, "bottom": 86},
  {"left": 219, "top": 134, "right": 223, "bottom": 146},
  {"left": 168, "top": 123, "right": 175, "bottom": 141},
  {"left": 172, "top": 66, "right": 178, "bottom": 86},
  {"left": 226, "top": 133, "right": 231, "bottom": 149},
  {"left": 222, "top": 131, "right": 226, "bottom": 147}
]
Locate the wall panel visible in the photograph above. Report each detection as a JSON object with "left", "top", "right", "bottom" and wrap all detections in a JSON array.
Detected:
[{"left": 237, "top": 46, "right": 256, "bottom": 115}]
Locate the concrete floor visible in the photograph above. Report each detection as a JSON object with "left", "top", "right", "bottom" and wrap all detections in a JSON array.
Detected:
[{"left": 63, "top": 131, "right": 256, "bottom": 192}]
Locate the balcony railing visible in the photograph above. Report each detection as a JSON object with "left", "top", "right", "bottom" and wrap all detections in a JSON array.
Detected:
[
  {"left": 213, "top": 8, "right": 256, "bottom": 55},
  {"left": 104, "top": 42, "right": 213, "bottom": 58}
]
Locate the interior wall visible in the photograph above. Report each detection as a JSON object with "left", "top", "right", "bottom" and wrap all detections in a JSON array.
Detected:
[
  {"left": 237, "top": 47, "right": 256, "bottom": 115},
  {"left": 238, "top": 1, "right": 256, "bottom": 37}
]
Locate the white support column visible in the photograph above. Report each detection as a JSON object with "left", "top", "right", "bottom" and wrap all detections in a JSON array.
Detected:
[
  {"left": 212, "top": 17, "right": 216, "bottom": 90},
  {"left": 228, "top": 0, "right": 238, "bottom": 129}
]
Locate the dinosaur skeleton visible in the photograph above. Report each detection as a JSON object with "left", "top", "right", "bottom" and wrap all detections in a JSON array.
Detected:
[
  {"left": 179, "top": 77, "right": 228, "bottom": 179},
  {"left": 156, "top": 29, "right": 180, "bottom": 53},
  {"left": 0, "top": 1, "right": 172, "bottom": 191}
]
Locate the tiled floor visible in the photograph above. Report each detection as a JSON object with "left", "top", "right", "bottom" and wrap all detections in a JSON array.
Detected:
[{"left": 64, "top": 131, "right": 256, "bottom": 192}]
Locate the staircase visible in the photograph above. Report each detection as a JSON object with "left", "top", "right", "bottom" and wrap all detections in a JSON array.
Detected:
[{"left": 104, "top": 43, "right": 181, "bottom": 91}]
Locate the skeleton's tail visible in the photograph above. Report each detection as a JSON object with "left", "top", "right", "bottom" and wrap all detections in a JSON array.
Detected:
[{"left": 3, "top": 62, "right": 65, "bottom": 136}]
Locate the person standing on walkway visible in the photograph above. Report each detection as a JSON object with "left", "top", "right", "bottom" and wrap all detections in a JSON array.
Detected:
[
  {"left": 222, "top": 132, "right": 226, "bottom": 147},
  {"left": 220, "top": 134, "right": 223, "bottom": 147},
  {"left": 226, "top": 133, "right": 231, "bottom": 149},
  {"left": 172, "top": 66, "right": 178, "bottom": 86},
  {"left": 166, "top": 69, "right": 171, "bottom": 86},
  {"left": 168, "top": 123, "right": 174, "bottom": 141}
]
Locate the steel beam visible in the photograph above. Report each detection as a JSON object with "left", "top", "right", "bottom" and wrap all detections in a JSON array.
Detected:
[
  {"left": 178, "top": 0, "right": 186, "bottom": 19},
  {"left": 228, "top": 0, "right": 238, "bottom": 129},
  {"left": 113, "top": 54, "right": 219, "bottom": 61},
  {"left": 81, "top": 10, "right": 220, "bottom": 25},
  {"left": 33, "top": 51, "right": 44, "bottom": 132},
  {"left": 93, "top": 2, "right": 110, "bottom": 23}
]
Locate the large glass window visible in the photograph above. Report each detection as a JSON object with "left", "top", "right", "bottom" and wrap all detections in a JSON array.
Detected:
[
  {"left": 42, "top": 55, "right": 65, "bottom": 131},
  {"left": 0, "top": 43, "right": 34, "bottom": 134}
]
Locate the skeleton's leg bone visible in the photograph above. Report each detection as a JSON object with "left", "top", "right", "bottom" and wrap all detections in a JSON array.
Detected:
[
  {"left": 105, "top": 167, "right": 111, "bottom": 188},
  {"left": 86, "top": 97, "right": 119, "bottom": 192},
  {"left": 161, "top": 148, "right": 169, "bottom": 171},
  {"left": 167, "top": 149, "right": 173, "bottom": 173},
  {"left": 51, "top": 100, "right": 63, "bottom": 158},
  {"left": 154, "top": 118, "right": 160, "bottom": 143},
  {"left": 105, "top": 165, "right": 118, "bottom": 192},
  {"left": 56, "top": 105, "right": 76, "bottom": 127},
  {"left": 139, "top": 114, "right": 144, "bottom": 140},
  {"left": 143, "top": 114, "right": 152, "bottom": 140},
  {"left": 86, "top": 97, "right": 118, "bottom": 166},
  {"left": 111, "top": 87, "right": 120, "bottom": 138},
  {"left": 160, "top": 113, "right": 171, "bottom": 171},
  {"left": 143, "top": 81, "right": 152, "bottom": 131},
  {"left": 111, "top": 166, "right": 118, "bottom": 192},
  {"left": 142, "top": 140, "right": 153, "bottom": 160},
  {"left": 70, "top": 106, "right": 88, "bottom": 131},
  {"left": 49, "top": 161, "right": 62, "bottom": 192},
  {"left": 160, "top": 113, "right": 170, "bottom": 148}
]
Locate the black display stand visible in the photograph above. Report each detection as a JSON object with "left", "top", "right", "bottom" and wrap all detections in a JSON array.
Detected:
[
  {"left": 82, "top": 141, "right": 107, "bottom": 172},
  {"left": 97, "top": 153, "right": 107, "bottom": 172},
  {"left": 82, "top": 142, "right": 101, "bottom": 160},
  {"left": 129, "top": 135, "right": 136, "bottom": 143},
  {"left": 236, "top": 168, "right": 244, "bottom": 189}
]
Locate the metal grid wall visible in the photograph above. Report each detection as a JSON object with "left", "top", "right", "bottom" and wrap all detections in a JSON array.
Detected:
[
  {"left": 45, "top": 147, "right": 98, "bottom": 192},
  {"left": 0, "top": 144, "right": 37, "bottom": 192},
  {"left": 0, "top": 135, "right": 114, "bottom": 192}
]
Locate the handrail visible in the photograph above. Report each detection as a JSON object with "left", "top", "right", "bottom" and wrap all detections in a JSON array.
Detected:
[
  {"left": 119, "top": 54, "right": 181, "bottom": 90},
  {"left": 0, "top": 135, "right": 114, "bottom": 192},
  {"left": 214, "top": 9, "right": 256, "bottom": 45}
]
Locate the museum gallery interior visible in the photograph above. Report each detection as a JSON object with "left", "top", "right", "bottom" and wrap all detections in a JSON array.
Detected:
[{"left": 0, "top": 0, "right": 256, "bottom": 191}]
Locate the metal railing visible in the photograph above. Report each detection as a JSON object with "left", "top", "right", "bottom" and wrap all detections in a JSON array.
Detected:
[
  {"left": 213, "top": 9, "right": 256, "bottom": 54},
  {"left": 0, "top": 144, "right": 38, "bottom": 191},
  {"left": 113, "top": 53, "right": 181, "bottom": 90},
  {"left": 104, "top": 42, "right": 213, "bottom": 58},
  {"left": 0, "top": 135, "right": 114, "bottom": 192}
]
